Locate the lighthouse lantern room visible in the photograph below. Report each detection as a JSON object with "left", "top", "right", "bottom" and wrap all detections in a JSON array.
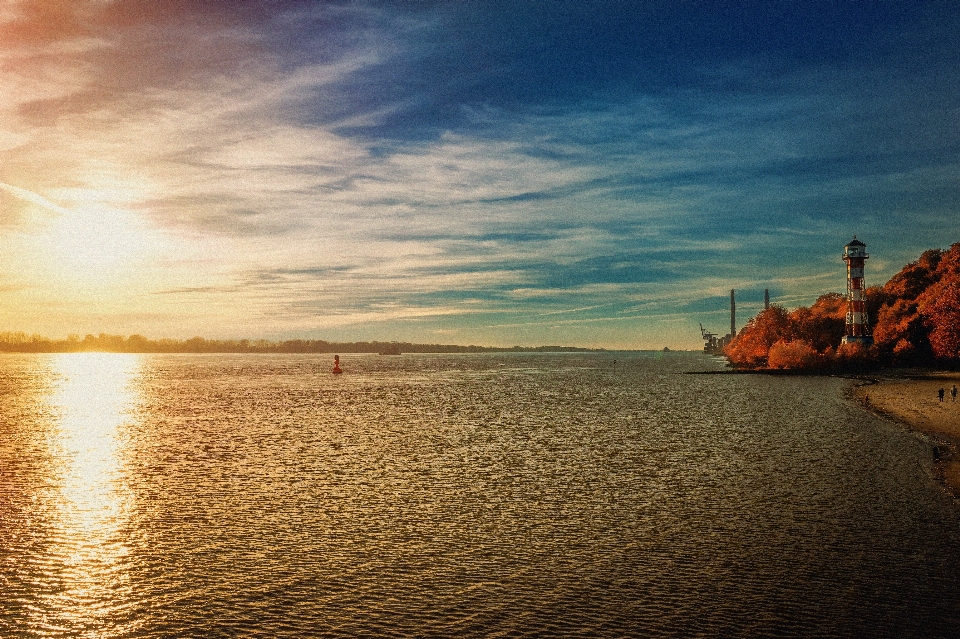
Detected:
[{"left": 841, "top": 236, "right": 873, "bottom": 346}]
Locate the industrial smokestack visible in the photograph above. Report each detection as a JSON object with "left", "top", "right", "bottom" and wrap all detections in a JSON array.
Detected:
[
  {"left": 730, "top": 289, "right": 736, "bottom": 337},
  {"left": 764, "top": 289, "right": 770, "bottom": 309}
]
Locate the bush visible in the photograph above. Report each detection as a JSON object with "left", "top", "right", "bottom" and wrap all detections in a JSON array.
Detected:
[{"left": 767, "top": 340, "right": 819, "bottom": 370}]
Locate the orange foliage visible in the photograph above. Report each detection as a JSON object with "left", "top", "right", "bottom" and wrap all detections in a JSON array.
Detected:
[
  {"left": 883, "top": 249, "right": 941, "bottom": 299},
  {"left": 835, "top": 340, "right": 874, "bottom": 362},
  {"left": 872, "top": 242, "right": 960, "bottom": 363},
  {"left": 726, "top": 296, "right": 847, "bottom": 369},
  {"left": 926, "top": 293, "right": 960, "bottom": 359},
  {"left": 921, "top": 281, "right": 960, "bottom": 360},
  {"left": 724, "top": 306, "right": 790, "bottom": 367},
  {"left": 872, "top": 298, "right": 925, "bottom": 361},
  {"left": 870, "top": 249, "right": 940, "bottom": 360},
  {"left": 767, "top": 339, "right": 819, "bottom": 369},
  {"left": 725, "top": 243, "right": 960, "bottom": 369},
  {"left": 788, "top": 293, "right": 846, "bottom": 352}
]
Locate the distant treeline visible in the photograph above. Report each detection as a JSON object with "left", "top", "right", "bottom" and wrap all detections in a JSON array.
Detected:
[{"left": 0, "top": 332, "right": 604, "bottom": 354}]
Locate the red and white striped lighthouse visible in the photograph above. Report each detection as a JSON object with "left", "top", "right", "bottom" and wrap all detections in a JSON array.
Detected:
[{"left": 842, "top": 236, "right": 873, "bottom": 345}]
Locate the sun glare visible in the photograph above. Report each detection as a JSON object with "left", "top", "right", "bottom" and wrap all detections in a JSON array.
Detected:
[
  {"left": 42, "top": 205, "right": 159, "bottom": 280},
  {"left": 32, "top": 352, "right": 142, "bottom": 635},
  {"left": 9, "top": 169, "right": 171, "bottom": 289},
  {"left": 49, "top": 352, "right": 139, "bottom": 527}
]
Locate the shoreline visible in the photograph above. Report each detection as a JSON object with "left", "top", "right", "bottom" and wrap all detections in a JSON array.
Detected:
[{"left": 853, "top": 373, "right": 960, "bottom": 497}]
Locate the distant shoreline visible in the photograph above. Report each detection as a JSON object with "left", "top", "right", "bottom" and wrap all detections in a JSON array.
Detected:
[{"left": 0, "top": 332, "right": 614, "bottom": 354}]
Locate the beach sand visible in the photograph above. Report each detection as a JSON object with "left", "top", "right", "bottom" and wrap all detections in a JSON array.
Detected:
[{"left": 855, "top": 373, "right": 960, "bottom": 496}]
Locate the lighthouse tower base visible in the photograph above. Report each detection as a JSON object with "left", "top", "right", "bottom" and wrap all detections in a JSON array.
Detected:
[{"left": 842, "top": 335, "right": 874, "bottom": 346}]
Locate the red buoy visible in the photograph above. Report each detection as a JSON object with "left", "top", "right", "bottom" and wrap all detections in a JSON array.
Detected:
[{"left": 332, "top": 354, "right": 343, "bottom": 375}]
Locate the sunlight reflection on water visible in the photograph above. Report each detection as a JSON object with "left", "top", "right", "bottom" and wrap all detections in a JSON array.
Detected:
[
  {"left": 1, "top": 352, "right": 959, "bottom": 638},
  {"left": 32, "top": 353, "right": 141, "bottom": 637}
]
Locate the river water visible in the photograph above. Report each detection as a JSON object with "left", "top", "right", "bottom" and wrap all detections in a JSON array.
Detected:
[{"left": 1, "top": 351, "right": 959, "bottom": 638}]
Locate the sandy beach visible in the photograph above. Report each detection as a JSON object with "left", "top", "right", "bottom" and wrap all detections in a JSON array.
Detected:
[{"left": 855, "top": 373, "right": 960, "bottom": 496}]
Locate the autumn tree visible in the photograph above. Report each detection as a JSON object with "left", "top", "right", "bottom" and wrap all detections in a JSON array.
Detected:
[
  {"left": 767, "top": 339, "right": 819, "bottom": 369},
  {"left": 870, "top": 249, "right": 942, "bottom": 363},
  {"left": 725, "top": 243, "right": 960, "bottom": 369},
  {"left": 724, "top": 305, "right": 791, "bottom": 367},
  {"left": 868, "top": 243, "right": 960, "bottom": 364},
  {"left": 789, "top": 293, "right": 846, "bottom": 352},
  {"left": 873, "top": 297, "right": 931, "bottom": 363},
  {"left": 922, "top": 283, "right": 960, "bottom": 359},
  {"left": 915, "top": 244, "right": 960, "bottom": 361}
]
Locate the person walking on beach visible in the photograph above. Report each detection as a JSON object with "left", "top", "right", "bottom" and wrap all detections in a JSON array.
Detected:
[
  {"left": 952, "top": 385, "right": 958, "bottom": 402},
  {"left": 938, "top": 387, "right": 945, "bottom": 402}
]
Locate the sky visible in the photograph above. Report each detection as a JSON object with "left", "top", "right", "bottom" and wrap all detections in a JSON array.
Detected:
[{"left": 1, "top": 0, "right": 959, "bottom": 349}]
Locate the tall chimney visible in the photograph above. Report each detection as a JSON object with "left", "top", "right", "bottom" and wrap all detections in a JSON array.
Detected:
[
  {"left": 730, "top": 289, "right": 736, "bottom": 337},
  {"left": 764, "top": 289, "right": 770, "bottom": 309}
]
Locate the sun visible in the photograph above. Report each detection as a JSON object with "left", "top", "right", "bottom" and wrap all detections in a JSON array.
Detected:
[
  {"left": 21, "top": 176, "right": 170, "bottom": 287},
  {"left": 44, "top": 204, "right": 153, "bottom": 275}
]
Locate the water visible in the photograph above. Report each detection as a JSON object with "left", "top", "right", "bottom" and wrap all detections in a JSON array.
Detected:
[{"left": 1, "top": 351, "right": 959, "bottom": 638}]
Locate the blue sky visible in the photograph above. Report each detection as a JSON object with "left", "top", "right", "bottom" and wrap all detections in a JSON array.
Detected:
[{"left": 0, "top": 1, "right": 958, "bottom": 348}]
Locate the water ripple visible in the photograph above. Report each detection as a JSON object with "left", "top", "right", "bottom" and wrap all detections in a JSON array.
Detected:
[{"left": 2, "top": 353, "right": 960, "bottom": 637}]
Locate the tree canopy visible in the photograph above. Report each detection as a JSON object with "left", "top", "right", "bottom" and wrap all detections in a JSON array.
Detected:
[{"left": 725, "top": 243, "right": 960, "bottom": 370}]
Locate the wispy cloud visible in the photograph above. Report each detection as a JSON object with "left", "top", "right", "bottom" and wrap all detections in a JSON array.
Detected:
[
  {"left": 0, "top": 1, "right": 957, "bottom": 346},
  {"left": 0, "top": 181, "right": 72, "bottom": 215}
]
